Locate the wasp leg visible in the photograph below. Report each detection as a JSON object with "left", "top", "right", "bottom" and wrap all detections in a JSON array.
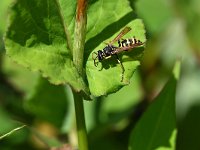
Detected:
[
  {"left": 115, "top": 54, "right": 125, "bottom": 82},
  {"left": 92, "top": 52, "right": 99, "bottom": 67},
  {"left": 98, "top": 63, "right": 103, "bottom": 71}
]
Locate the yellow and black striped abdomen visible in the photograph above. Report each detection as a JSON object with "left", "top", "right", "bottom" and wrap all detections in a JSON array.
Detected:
[{"left": 118, "top": 37, "right": 142, "bottom": 48}]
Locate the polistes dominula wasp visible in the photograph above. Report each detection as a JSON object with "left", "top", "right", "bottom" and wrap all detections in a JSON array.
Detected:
[{"left": 92, "top": 27, "right": 145, "bottom": 82}]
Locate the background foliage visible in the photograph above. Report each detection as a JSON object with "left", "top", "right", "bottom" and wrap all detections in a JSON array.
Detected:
[{"left": 0, "top": 0, "right": 200, "bottom": 150}]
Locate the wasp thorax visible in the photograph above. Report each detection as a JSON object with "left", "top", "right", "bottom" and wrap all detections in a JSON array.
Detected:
[
  {"left": 102, "top": 45, "right": 112, "bottom": 56},
  {"left": 97, "top": 50, "right": 104, "bottom": 61}
]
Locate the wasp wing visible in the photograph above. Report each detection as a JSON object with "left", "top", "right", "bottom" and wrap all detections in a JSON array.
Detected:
[{"left": 109, "top": 27, "right": 132, "bottom": 45}]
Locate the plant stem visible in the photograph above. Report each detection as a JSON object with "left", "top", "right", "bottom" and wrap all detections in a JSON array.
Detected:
[
  {"left": 73, "top": 91, "right": 88, "bottom": 150},
  {"left": 0, "top": 37, "right": 4, "bottom": 70},
  {"left": 72, "top": 0, "right": 88, "bottom": 149},
  {"left": 73, "top": 0, "right": 87, "bottom": 74}
]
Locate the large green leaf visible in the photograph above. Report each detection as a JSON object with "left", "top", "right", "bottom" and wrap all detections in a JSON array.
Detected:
[
  {"left": 129, "top": 61, "right": 180, "bottom": 150},
  {"left": 86, "top": 19, "right": 146, "bottom": 96},
  {"left": 5, "top": 0, "right": 88, "bottom": 94}
]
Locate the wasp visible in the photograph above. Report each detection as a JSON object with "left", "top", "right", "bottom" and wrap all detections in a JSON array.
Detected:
[{"left": 92, "top": 27, "right": 144, "bottom": 82}]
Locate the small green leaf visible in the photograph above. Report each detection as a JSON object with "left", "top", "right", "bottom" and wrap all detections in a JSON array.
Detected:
[
  {"left": 86, "top": 19, "right": 146, "bottom": 96},
  {"left": 5, "top": 0, "right": 88, "bottom": 94},
  {"left": 129, "top": 61, "right": 180, "bottom": 150}
]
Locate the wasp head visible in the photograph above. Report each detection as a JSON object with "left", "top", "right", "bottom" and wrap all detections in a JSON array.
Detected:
[{"left": 92, "top": 50, "right": 104, "bottom": 67}]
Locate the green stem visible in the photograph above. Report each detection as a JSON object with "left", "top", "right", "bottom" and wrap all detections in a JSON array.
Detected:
[
  {"left": 73, "top": 91, "right": 88, "bottom": 150},
  {"left": 72, "top": 0, "right": 88, "bottom": 149},
  {"left": 73, "top": 0, "right": 87, "bottom": 74},
  {"left": 0, "top": 36, "right": 4, "bottom": 70}
]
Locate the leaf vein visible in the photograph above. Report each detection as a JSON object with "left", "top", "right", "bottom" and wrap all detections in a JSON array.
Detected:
[{"left": 54, "top": 0, "right": 73, "bottom": 53}]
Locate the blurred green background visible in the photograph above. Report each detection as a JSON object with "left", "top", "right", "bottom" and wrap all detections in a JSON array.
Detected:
[{"left": 0, "top": 0, "right": 200, "bottom": 150}]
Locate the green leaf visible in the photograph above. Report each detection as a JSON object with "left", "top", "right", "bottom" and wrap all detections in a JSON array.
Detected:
[
  {"left": 129, "top": 61, "right": 180, "bottom": 150},
  {"left": 86, "top": 19, "right": 146, "bottom": 96},
  {"left": 154, "top": 130, "right": 177, "bottom": 150},
  {"left": 176, "top": 103, "right": 200, "bottom": 150},
  {"left": 4, "top": 0, "right": 88, "bottom": 94}
]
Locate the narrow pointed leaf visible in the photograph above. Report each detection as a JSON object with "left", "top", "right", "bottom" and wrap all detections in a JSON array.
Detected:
[{"left": 129, "top": 61, "right": 180, "bottom": 150}]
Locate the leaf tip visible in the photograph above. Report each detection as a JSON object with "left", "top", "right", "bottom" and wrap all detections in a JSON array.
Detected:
[{"left": 173, "top": 59, "right": 181, "bottom": 80}]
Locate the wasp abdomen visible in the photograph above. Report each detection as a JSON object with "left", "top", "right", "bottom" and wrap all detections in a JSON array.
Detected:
[{"left": 118, "top": 37, "right": 142, "bottom": 48}]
